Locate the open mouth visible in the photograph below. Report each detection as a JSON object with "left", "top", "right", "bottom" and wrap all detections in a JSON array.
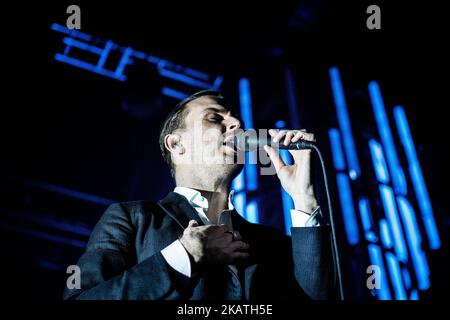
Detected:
[{"left": 222, "top": 135, "right": 236, "bottom": 151}]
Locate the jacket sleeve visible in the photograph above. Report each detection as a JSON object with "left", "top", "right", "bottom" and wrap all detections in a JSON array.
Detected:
[
  {"left": 290, "top": 226, "right": 335, "bottom": 300},
  {"left": 63, "top": 203, "right": 194, "bottom": 300}
]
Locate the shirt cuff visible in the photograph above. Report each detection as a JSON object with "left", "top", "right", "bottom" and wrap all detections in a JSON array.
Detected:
[
  {"left": 290, "top": 206, "right": 323, "bottom": 227},
  {"left": 161, "top": 239, "right": 191, "bottom": 277}
]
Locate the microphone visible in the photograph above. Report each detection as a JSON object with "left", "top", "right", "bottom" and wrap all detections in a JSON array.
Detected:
[
  {"left": 233, "top": 129, "right": 344, "bottom": 299},
  {"left": 234, "top": 131, "right": 315, "bottom": 152}
]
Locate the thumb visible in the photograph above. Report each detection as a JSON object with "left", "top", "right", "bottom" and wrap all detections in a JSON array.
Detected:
[
  {"left": 188, "top": 220, "right": 199, "bottom": 228},
  {"left": 263, "top": 145, "right": 286, "bottom": 173}
]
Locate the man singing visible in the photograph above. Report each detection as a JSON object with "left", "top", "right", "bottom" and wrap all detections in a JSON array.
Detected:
[{"left": 63, "top": 90, "right": 334, "bottom": 300}]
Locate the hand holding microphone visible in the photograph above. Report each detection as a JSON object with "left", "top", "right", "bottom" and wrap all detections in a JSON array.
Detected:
[
  {"left": 246, "top": 129, "right": 319, "bottom": 214},
  {"left": 233, "top": 128, "right": 343, "bottom": 298},
  {"left": 234, "top": 129, "right": 316, "bottom": 151}
]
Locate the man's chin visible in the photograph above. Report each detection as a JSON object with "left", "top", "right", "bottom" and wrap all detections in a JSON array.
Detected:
[
  {"left": 212, "top": 161, "right": 243, "bottom": 176},
  {"left": 214, "top": 163, "right": 243, "bottom": 182}
]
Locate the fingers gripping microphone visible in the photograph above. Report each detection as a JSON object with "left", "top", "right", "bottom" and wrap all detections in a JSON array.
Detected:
[
  {"left": 234, "top": 131, "right": 315, "bottom": 152},
  {"left": 232, "top": 129, "right": 345, "bottom": 299}
]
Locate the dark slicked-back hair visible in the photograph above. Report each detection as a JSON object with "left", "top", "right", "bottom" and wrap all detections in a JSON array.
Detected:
[{"left": 159, "top": 90, "right": 224, "bottom": 177}]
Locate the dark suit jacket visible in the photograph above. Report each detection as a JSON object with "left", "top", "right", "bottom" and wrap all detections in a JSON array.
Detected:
[{"left": 63, "top": 192, "right": 334, "bottom": 300}]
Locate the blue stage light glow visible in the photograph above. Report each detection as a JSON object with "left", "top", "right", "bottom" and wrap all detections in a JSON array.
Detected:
[
  {"left": 161, "top": 87, "right": 188, "bottom": 100},
  {"left": 158, "top": 68, "right": 213, "bottom": 89},
  {"left": 368, "top": 82, "right": 407, "bottom": 195},
  {"left": 51, "top": 23, "right": 224, "bottom": 98},
  {"left": 385, "top": 252, "right": 407, "bottom": 300},
  {"left": 394, "top": 106, "right": 440, "bottom": 249},
  {"left": 232, "top": 191, "right": 246, "bottom": 220},
  {"left": 51, "top": 23, "right": 93, "bottom": 41},
  {"left": 368, "top": 244, "right": 391, "bottom": 300},
  {"left": 54, "top": 53, "right": 127, "bottom": 81},
  {"left": 379, "top": 219, "right": 393, "bottom": 249},
  {"left": 369, "top": 139, "right": 390, "bottom": 184},
  {"left": 336, "top": 173, "right": 360, "bottom": 245},
  {"left": 284, "top": 68, "right": 301, "bottom": 129},
  {"left": 329, "top": 67, "right": 361, "bottom": 180},
  {"left": 231, "top": 78, "right": 259, "bottom": 223},
  {"left": 379, "top": 185, "right": 408, "bottom": 262},
  {"left": 358, "top": 197, "right": 378, "bottom": 242},
  {"left": 246, "top": 200, "right": 259, "bottom": 224},
  {"left": 277, "top": 119, "right": 295, "bottom": 235},
  {"left": 328, "top": 128, "right": 346, "bottom": 171},
  {"left": 397, "top": 196, "right": 430, "bottom": 290}
]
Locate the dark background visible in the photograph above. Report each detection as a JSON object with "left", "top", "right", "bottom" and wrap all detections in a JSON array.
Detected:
[{"left": 1, "top": 1, "right": 448, "bottom": 299}]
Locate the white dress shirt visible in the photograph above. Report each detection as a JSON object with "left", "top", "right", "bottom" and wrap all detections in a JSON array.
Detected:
[{"left": 161, "top": 187, "right": 323, "bottom": 277}]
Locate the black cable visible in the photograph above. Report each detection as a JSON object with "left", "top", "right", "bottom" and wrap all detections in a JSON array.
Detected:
[{"left": 311, "top": 144, "right": 345, "bottom": 300}]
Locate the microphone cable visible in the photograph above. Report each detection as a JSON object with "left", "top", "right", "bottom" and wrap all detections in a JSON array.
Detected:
[{"left": 311, "top": 144, "right": 345, "bottom": 300}]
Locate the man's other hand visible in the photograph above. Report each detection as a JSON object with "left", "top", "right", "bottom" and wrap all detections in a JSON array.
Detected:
[{"left": 179, "top": 220, "right": 250, "bottom": 265}]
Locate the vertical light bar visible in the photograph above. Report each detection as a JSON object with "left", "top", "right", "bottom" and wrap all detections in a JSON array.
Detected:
[
  {"left": 237, "top": 78, "right": 259, "bottom": 223},
  {"left": 336, "top": 173, "right": 360, "bottom": 245},
  {"left": 232, "top": 163, "right": 246, "bottom": 219},
  {"left": 279, "top": 149, "right": 294, "bottom": 234},
  {"left": 64, "top": 43, "right": 71, "bottom": 55},
  {"left": 233, "top": 192, "right": 247, "bottom": 220},
  {"left": 232, "top": 169, "right": 245, "bottom": 192},
  {"left": 212, "top": 76, "right": 224, "bottom": 89},
  {"left": 410, "top": 289, "right": 419, "bottom": 300},
  {"left": 239, "top": 78, "right": 258, "bottom": 191},
  {"left": 397, "top": 196, "right": 430, "bottom": 290},
  {"left": 328, "top": 128, "right": 346, "bottom": 171},
  {"left": 114, "top": 47, "right": 133, "bottom": 78},
  {"left": 96, "top": 40, "right": 113, "bottom": 69},
  {"left": 245, "top": 154, "right": 258, "bottom": 191},
  {"left": 329, "top": 67, "right": 361, "bottom": 179},
  {"left": 379, "top": 185, "right": 408, "bottom": 262},
  {"left": 368, "top": 244, "right": 391, "bottom": 300},
  {"left": 239, "top": 78, "right": 254, "bottom": 129},
  {"left": 368, "top": 82, "right": 407, "bottom": 195},
  {"left": 369, "top": 139, "right": 390, "bottom": 184},
  {"left": 284, "top": 68, "right": 301, "bottom": 129},
  {"left": 328, "top": 127, "right": 359, "bottom": 244},
  {"left": 379, "top": 219, "right": 393, "bottom": 249},
  {"left": 402, "top": 267, "right": 412, "bottom": 290},
  {"left": 276, "top": 121, "right": 295, "bottom": 235},
  {"left": 358, "top": 197, "right": 377, "bottom": 242},
  {"left": 232, "top": 167, "right": 246, "bottom": 218},
  {"left": 393, "top": 106, "right": 440, "bottom": 249},
  {"left": 385, "top": 252, "right": 408, "bottom": 300},
  {"left": 246, "top": 200, "right": 259, "bottom": 224}
]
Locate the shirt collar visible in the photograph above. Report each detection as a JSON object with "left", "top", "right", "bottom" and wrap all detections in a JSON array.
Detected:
[{"left": 173, "top": 186, "right": 235, "bottom": 211}]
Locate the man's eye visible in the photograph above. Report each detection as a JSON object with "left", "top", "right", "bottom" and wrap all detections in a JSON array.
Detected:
[{"left": 207, "top": 116, "right": 221, "bottom": 122}]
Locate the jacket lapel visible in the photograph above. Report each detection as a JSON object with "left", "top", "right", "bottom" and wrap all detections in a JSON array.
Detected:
[
  {"left": 158, "top": 195, "right": 259, "bottom": 299},
  {"left": 230, "top": 210, "right": 261, "bottom": 300},
  {"left": 158, "top": 192, "right": 205, "bottom": 230},
  {"left": 230, "top": 210, "right": 258, "bottom": 266},
  {"left": 158, "top": 195, "right": 255, "bottom": 264}
]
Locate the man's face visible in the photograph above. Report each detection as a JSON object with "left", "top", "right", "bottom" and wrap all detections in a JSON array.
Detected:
[{"left": 175, "top": 96, "right": 243, "bottom": 169}]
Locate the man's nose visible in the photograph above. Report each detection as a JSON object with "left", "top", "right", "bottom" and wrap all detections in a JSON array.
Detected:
[{"left": 226, "top": 117, "right": 241, "bottom": 132}]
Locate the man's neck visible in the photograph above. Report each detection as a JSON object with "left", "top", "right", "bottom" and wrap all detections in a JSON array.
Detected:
[
  {"left": 175, "top": 180, "right": 231, "bottom": 224},
  {"left": 175, "top": 171, "right": 232, "bottom": 192},
  {"left": 201, "top": 190, "right": 229, "bottom": 224}
]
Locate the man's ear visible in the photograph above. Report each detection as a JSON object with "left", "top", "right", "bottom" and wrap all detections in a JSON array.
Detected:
[{"left": 164, "top": 134, "right": 185, "bottom": 154}]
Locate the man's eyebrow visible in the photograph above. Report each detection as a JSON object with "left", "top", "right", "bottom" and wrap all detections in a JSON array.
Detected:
[{"left": 202, "top": 107, "right": 229, "bottom": 114}]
